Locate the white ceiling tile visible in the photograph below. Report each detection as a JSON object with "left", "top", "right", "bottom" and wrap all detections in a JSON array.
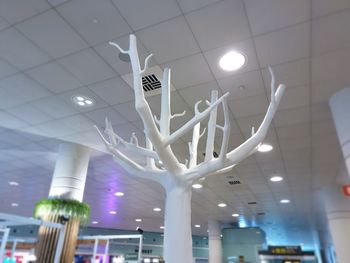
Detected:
[
  {"left": 311, "top": 103, "right": 332, "bottom": 122},
  {"left": 0, "top": 87, "right": 29, "bottom": 109},
  {"left": 47, "top": 0, "right": 69, "bottom": 6},
  {"left": 59, "top": 115, "right": 94, "bottom": 133},
  {"left": 312, "top": 0, "right": 350, "bottom": 17},
  {"left": 312, "top": 47, "right": 350, "bottom": 84},
  {"left": 244, "top": 0, "right": 311, "bottom": 36},
  {"left": 16, "top": 10, "right": 87, "bottom": 58},
  {"left": 312, "top": 77, "right": 350, "bottom": 104},
  {"left": 36, "top": 119, "right": 74, "bottom": 138},
  {"left": 312, "top": 120, "right": 336, "bottom": 136},
  {"left": 112, "top": 0, "right": 181, "bottom": 30},
  {"left": 26, "top": 61, "right": 83, "bottom": 93},
  {"left": 58, "top": 48, "right": 116, "bottom": 85},
  {"left": 0, "top": 73, "right": 52, "bottom": 102},
  {"left": 0, "top": 111, "right": 29, "bottom": 129},
  {"left": 114, "top": 102, "right": 141, "bottom": 122},
  {"left": 274, "top": 107, "right": 310, "bottom": 127},
  {"left": 186, "top": 0, "right": 251, "bottom": 51},
  {"left": 32, "top": 96, "right": 78, "bottom": 118},
  {"left": 0, "top": 58, "right": 18, "bottom": 79},
  {"left": 137, "top": 16, "right": 200, "bottom": 64},
  {"left": 57, "top": 0, "right": 132, "bottom": 46},
  {"left": 177, "top": 0, "right": 221, "bottom": 13},
  {"left": 0, "top": 0, "right": 50, "bottom": 24},
  {"left": 278, "top": 86, "right": 310, "bottom": 110},
  {"left": 162, "top": 53, "right": 214, "bottom": 89},
  {"left": 218, "top": 70, "right": 265, "bottom": 100},
  {"left": 84, "top": 107, "right": 127, "bottom": 126},
  {"left": 236, "top": 114, "right": 265, "bottom": 133},
  {"left": 178, "top": 81, "right": 221, "bottom": 108},
  {"left": 262, "top": 59, "right": 310, "bottom": 89},
  {"left": 0, "top": 28, "right": 50, "bottom": 70},
  {"left": 88, "top": 77, "right": 134, "bottom": 106},
  {"left": 6, "top": 104, "right": 52, "bottom": 125},
  {"left": 254, "top": 22, "right": 310, "bottom": 67},
  {"left": 279, "top": 136, "right": 311, "bottom": 151},
  {"left": 313, "top": 9, "right": 350, "bottom": 55},
  {"left": 0, "top": 16, "right": 10, "bottom": 31},
  {"left": 276, "top": 123, "right": 310, "bottom": 139},
  {"left": 94, "top": 35, "right": 153, "bottom": 76},
  {"left": 228, "top": 94, "right": 268, "bottom": 118}
]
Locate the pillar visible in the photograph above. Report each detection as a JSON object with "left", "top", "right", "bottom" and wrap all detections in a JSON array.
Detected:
[
  {"left": 323, "top": 184, "right": 350, "bottom": 263},
  {"left": 329, "top": 87, "right": 350, "bottom": 176},
  {"left": 208, "top": 220, "right": 223, "bottom": 263},
  {"left": 36, "top": 143, "right": 90, "bottom": 263}
]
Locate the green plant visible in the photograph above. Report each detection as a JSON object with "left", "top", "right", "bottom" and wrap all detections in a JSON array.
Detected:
[{"left": 34, "top": 199, "right": 90, "bottom": 224}]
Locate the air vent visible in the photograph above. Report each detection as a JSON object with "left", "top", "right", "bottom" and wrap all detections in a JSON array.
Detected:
[
  {"left": 257, "top": 212, "right": 266, "bottom": 216},
  {"left": 142, "top": 74, "right": 161, "bottom": 92},
  {"left": 121, "top": 65, "right": 175, "bottom": 97},
  {"left": 248, "top": 201, "right": 257, "bottom": 205},
  {"left": 228, "top": 180, "right": 241, "bottom": 185}
]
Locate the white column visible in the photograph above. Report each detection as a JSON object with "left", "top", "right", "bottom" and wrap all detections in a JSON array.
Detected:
[
  {"left": 324, "top": 184, "right": 350, "bottom": 263},
  {"left": 48, "top": 143, "right": 90, "bottom": 202},
  {"left": 208, "top": 220, "right": 222, "bottom": 263},
  {"left": 329, "top": 87, "right": 350, "bottom": 176}
]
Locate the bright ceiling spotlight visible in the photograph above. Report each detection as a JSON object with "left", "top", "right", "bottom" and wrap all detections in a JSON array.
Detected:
[
  {"left": 11, "top": 203, "right": 19, "bottom": 207},
  {"left": 195, "top": 224, "right": 201, "bottom": 228},
  {"left": 192, "top": 184, "right": 203, "bottom": 189},
  {"left": 135, "top": 218, "right": 142, "bottom": 222},
  {"left": 153, "top": 207, "right": 161, "bottom": 212},
  {"left": 160, "top": 226, "right": 164, "bottom": 229},
  {"left": 109, "top": 210, "right": 117, "bottom": 214},
  {"left": 218, "top": 203, "right": 227, "bottom": 208},
  {"left": 232, "top": 213, "right": 239, "bottom": 217},
  {"left": 72, "top": 95, "right": 95, "bottom": 107},
  {"left": 219, "top": 50, "right": 246, "bottom": 71},
  {"left": 258, "top": 144, "right": 273, "bottom": 152},
  {"left": 280, "top": 199, "right": 290, "bottom": 204},
  {"left": 92, "top": 221, "right": 98, "bottom": 224},
  {"left": 114, "top": 192, "right": 124, "bottom": 196},
  {"left": 8, "top": 181, "right": 19, "bottom": 186},
  {"left": 270, "top": 176, "right": 283, "bottom": 182}
]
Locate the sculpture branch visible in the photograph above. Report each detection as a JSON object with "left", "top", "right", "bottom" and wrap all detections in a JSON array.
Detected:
[
  {"left": 205, "top": 91, "right": 218, "bottom": 162},
  {"left": 164, "top": 92, "right": 229, "bottom": 146},
  {"left": 218, "top": 97, "right": 231, "bottom": 160}
]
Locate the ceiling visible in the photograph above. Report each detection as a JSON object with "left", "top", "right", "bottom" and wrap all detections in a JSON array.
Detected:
[{"left": 0, "top": 0, "right": 350, "bottom": 249}]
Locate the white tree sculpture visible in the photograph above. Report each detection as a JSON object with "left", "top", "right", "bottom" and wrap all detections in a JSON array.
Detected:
[{"left": 95, "top": 35, "right": 285, "bottom": 263}]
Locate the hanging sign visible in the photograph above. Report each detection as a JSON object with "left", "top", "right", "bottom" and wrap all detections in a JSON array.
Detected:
[{"left": 342, "top": 185, "right": 350, "bottom": 196}]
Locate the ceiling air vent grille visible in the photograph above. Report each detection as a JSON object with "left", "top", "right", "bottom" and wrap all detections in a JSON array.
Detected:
[
  {"left": 142, "top": 74, "right": 162, "bottom": 92},
  {"left": 228, "top": 180, "right": 241, "bottom": 185},
  {"left": 248, "top": 201, "right": 257, "bottom": 205}
]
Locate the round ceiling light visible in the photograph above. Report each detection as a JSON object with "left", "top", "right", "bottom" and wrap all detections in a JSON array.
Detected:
[
  {"left": 160, "top": 226, "right": 164, "bottom": 229},
  {"left": 72, "top": 95, "right": 95, "bottom": 107},
  {"left": 153, "top": 207, "right": 161, "bottom": 212},
  {"left": 114, "top": 192, "right": 124, "bottom": 197},
  {"left": 8, "top": 181, "right": 19, "bottom": 186},
  {"left": 232, "top": 213, "right": 239, "bottom": 217},
  {"left": 218, "top": 203, "right": 227, "bottom": 208},
  {"left": 92, "top": 221, "right": 98, "bottom": 224},
  {"left": 219, "top": 51, "right": 246, "bottom": 71},
  {"left": 194, "top": 224, "right": 201, "bottom": 228},
  {"left": 270, "top": 176, "right": 283, "bottom": 182},
  {"left": 192, "top": 184, "right": 203, "bottom": 189},
  {"left": 280, "top": 199, "right": 290, "bottom": 204},
  {"left": 11, "top": 203, "right": 19, "bottom": 207},
  {"left": 109, "top": 210, "right": 117, "bottom": 214},
  {"left": 258, "top": 144, "right": 273, "bottom": 152},
  {"left": 135, "top": 219, "right": 142, "bottom": 222}
]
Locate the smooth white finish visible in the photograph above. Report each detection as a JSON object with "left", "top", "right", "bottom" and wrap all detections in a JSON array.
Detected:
[
  {"left": 324, "top": 184, "right": 350, "bottom": 263},
  {"left": 329, "top": 87, "right": 350, "bottom": 176},
  {"left": 96, "top": 34, "right": 285, "bottom": 263},
  {"left": 48, "top": 143, "right": 90, "bottom": 202},
  {"left": 208, "top": 220, "right": 223, "bottom": 263}
]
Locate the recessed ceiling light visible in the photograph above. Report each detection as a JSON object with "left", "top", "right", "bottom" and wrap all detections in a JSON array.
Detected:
[
  {"left": 219, "top": 51, "right": 246, "bottom": 71},
  {"left": 232, "top": 213, "right": 239, "bottom": 217},
  {"left": 8, "top": 181, "right": 19, "bottom": 186},
  {"left": 280, "top": 199, "right": 290, "bottom": 204},
  {"left": 11, "top": 203, "right": 18, "bottom": 207},
  {"left": 258, "top": 144, "right": 273, "bottom": 152},
  {"left": 153, "top": 208, "right": 161, "bottom": 212},
  {"left": 92, "top": 18, "right": 99, "bottom": 24},
  {"left": 135, "top": 219, "right": 142, "bottom": 222},
  {"left": 92, "top": 221, "right": 98, "bottom": 224},
  {"left": 160, "top": 226, "right": 164, "bottom": 229},
  {"left": 270, "top": 176, "right": 283, "bottom": 182},
  {"left": 192, "top": 184, "right": 202, "bottom": 189},
  {"left": 114, "top": 192, "right": 124, "bottom": 197},
  {"left": 109, "top": 211, "right": 117, "bottom": 214},
  {"left": 72, "top": 95, "right": 95, "bottom": 107},
  {"left": 218, "top": 203, "right": 227, "bottom": 208},
  {"left": 195, "top": 224, "right": 201, "bottom": 228}
]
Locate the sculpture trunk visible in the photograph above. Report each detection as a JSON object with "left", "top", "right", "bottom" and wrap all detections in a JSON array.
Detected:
[{"left": 164, "top": 179, "right": 193, "bottom": 263}]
